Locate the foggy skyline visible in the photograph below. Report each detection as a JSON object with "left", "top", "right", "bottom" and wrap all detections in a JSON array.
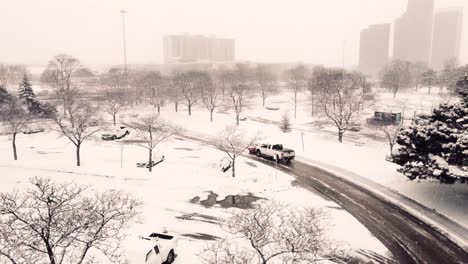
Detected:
[{"left": 1, "top": 0, "right": 467, "bottom": 67}]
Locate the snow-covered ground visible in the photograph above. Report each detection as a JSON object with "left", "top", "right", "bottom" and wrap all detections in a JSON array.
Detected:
[
  {"left": 0, "top": 131, "right": 389, "bottom": 263},
  {"left": 119, "top": 87, "right": 467, "bottom": 231}
]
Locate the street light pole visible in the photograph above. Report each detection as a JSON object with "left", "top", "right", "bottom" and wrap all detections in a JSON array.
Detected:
[{"left": 120, "top": 10, "right": 128, "bottom": 91}]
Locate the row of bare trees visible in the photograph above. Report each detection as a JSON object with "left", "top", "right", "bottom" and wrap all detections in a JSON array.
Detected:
[{"left": 379, "top": 58, "right": 468, "bottom": 98}]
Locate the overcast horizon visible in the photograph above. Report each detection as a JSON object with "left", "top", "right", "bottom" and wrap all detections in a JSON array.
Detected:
[{"left": 1, "top": 0, "right": 467, "bottom": 67}]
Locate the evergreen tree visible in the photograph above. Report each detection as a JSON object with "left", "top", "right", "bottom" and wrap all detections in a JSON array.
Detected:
[
  {"left": 18, "top": 74, "right": 35, "bottom": 108},
  {"left": 0, "top": 85, "right": 13, "bottom": 105},
  {"left": 392, "top": 74, "right": 468, "bottom": 183}
]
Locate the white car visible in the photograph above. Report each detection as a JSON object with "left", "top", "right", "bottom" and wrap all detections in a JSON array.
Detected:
[
  {"left": 255, "top": 143, "right": 295, "bottom": 163},
  {"left": 101, "top": 126, "right": 130, "bottom": 140},
  {"left": 138, "top": 232, "right": 178, "bottom": 264}
]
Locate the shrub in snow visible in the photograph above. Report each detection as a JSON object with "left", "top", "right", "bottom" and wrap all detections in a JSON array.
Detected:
[
  {"left": 280, "top": 112, "right": 292, "bottom": 133},
  {"left": 392, "top": 103, "right": 467, "bottom": 183}
]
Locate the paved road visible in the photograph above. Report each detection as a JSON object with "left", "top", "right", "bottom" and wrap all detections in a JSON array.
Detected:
[
  {"left": 252, "top": 157, "right": 468, "bottom": 264},
  {"left": 180, "top": 134, "right": 468, "bottom": 264}
]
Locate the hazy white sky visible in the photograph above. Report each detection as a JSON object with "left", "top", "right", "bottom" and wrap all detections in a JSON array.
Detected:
[{"left": 1, "top": 0, "right": 466, "bottom": 67}]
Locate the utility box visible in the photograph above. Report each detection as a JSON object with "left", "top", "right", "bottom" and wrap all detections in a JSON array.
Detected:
[{"left": 368, "top": 112, "right": 402, "bottom": 125}]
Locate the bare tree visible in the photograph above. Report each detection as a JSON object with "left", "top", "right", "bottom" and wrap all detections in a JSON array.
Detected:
[
  {"left": 316, "top": 69, "right": 363, "bottom": 143},
  {"left": 41, "top": 54, "right": 81, "bottom": 116},
  {"left": 204, "top": 203, "right": 347, "bottom": 264},
  {"left": 128, "top": 113, "right": 181, "bottom": 172},
  {"left": 173, "top": 71, "right": 204, "bottom": 116},
  {"left": 215, "top": 126, "right": 258, "bottom": 178},
  {"left": 286, "top": 65, "right": 307, "bottom": 119},
  {"left": 101, "top": 67, "right": 127, "bottom": 90},
  {"left": 140, "top": 71, "right": 168, "bottom": 114},
  {"left": 368, "top": 110, "right": 405, "bottom": 157},
  {"left": 230, "top": 83, "right": 248, "bottom": 126},
  {"left": 422, "top": 68, "right": 437, "bottom": 94},
  {"left": 254, "top": 64, "right": 277, "bottom": 107},
  {"left": 169, "top": 73, "right": 183, "bottom": 112},
  {"left": 52, "top": 102, "right": 100, "bottom": 166},
  {"left": 381, "top": 122, "right": 404, "bottom": 157},
  {"left": 216, "top": 68, "right": 233, "bottom": 100},
  {"left": 408, "top": 61, "right": 429, "bottom": 91},
  {"left": 226, "top": 65, "right": 252, "bottom": 125},
  {"left": 0, "top": 65, "right": 28, "bottom": 94},
  {"left": 0, "top": 177, "right": 140, "bottom": 264},
  {"left": 200, "top": 73, "right": 220, "bottom": 122},
  {"left": 102, "top": 88, "right": 127, "bottom": 125},
  {"left": 308, "top": 66, "right": 325, "bottom": 116},
  {"left": 380, "top": 60, "right": 412, "bottom": 98},
  {"left": 0, "top": 98, "right": 33, "bottom": 160}
]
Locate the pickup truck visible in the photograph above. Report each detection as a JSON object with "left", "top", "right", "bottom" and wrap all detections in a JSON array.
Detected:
[
  {"left": 139, "top": 232, "right": 178, "bottom": 264},
  {"left": 101, "top": 126, "right": 130, "bottom": 140},
  {"left": 253, "top": 143, "right": 295, "bottom": 163}
]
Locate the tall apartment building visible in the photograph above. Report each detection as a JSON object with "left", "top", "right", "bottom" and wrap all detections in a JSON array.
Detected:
[
  {"left": 163, "top": 35, "right": 235, "bottom": 64},
  {"left": 393, "top": 0, "right": 435, "bottom": 64},
  {"left": 359, "top": 24, "right": 390, "bottom": 76},
  {"left": 431, "top": 7, "right": 464, "bottom": 69}
]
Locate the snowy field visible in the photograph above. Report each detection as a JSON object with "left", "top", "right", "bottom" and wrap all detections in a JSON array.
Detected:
[{"left": 0, "top": 131, "right": 389, "bottom": 263}]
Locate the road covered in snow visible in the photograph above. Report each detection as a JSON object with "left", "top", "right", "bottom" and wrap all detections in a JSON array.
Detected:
[{"left": 273, "top": 159, "right": 468, "bottom": 264}]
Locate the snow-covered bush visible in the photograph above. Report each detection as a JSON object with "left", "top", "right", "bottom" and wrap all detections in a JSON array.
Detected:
[
  {"left": 280, "top": 112, "right": 292, "bottom": 133},
  {"left": 392, "top": 92, "right": 467, "bottom": 183}
]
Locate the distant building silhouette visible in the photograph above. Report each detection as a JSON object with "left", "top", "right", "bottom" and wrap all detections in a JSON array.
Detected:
[
  {"left": 359, "top": 24, "right": 390, "bottom": 76},
  {"left": 393, "top": 0, "right": 434, "bottom": 64},
  {"left": 430, "top": 7, "right": 463, "bottom": 70},
  {"left": 163, "top": 35, "right": 235, "bottom": 64}
]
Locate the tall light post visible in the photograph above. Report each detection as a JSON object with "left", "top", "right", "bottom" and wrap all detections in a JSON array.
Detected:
[{"left": 120, "top": 10, "right": 128, "bottom": 91}]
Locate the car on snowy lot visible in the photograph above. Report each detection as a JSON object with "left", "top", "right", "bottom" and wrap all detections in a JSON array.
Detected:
[
  {"left": 101, "top": 126, "right": 130, "bottom": 140},
  {"left": 140, "top": 232, "right": 178, "bottom": 264},
  {"left": 265, "top": 105, "right": 280, "bottom": 111},
  {"left": 23, "top": 127, "right": 45, "bottom": 134},
  {"left": 252, "top": 143, "right": 295, "bottom": 163}
]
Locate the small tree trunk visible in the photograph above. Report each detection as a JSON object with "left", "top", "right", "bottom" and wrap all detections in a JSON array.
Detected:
[
  {"left": 210, "top": 109, "right": 214, "bottom": 122},
  {"left": 262, "top": 94, "right": 266, "bottom": 107},
  {"left": 236, "top": 114, "right": 239, "bottom": 125},
  {"left": 428, "top": 86, "right": 431, "bottom": 94},
  {"left": 157, "top": 105, "right": 161, "bottom": 115},
  {"left": 338, "top": 130, "right": 343, "bottom": 143},
  {"left": 188, "top": 104, "right": 192, "bottom": 116},
  {"left": 389, "top": 142, "right": 394, "bottom": 157},
  {"left": 148, "top": 148, "right": 153, "bottom": 172},
  {"left": 113, "top": 114, "right": 116, "bottom": 125},
  {"left": 76, "top": 144, "right": 81, "bottom": 166},
  {"left": 294, "top": 91, "right": 297, "bottom": 119},
  {"left": 175, "top": 102, "right": 178, "bottom": 112},
  {"left": 12, "top": 132, "right": 17, "bottom": 160},
  {"left": 231, "top": 158, "right": 235, "bottom": 178}
]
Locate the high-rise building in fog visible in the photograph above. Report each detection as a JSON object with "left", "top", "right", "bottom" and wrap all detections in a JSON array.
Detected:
[
  {"left": 430, "top": 7, "right": 463, "bottom": 69},
  {"left": 359, "top": 24, "right": 390, "bottom": 76},
  {"left": 163, "top": 35, "right": 235, "bottom": 64},
  {"left": 393, "top": 0, "right": 434, "bottom": 64}
]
